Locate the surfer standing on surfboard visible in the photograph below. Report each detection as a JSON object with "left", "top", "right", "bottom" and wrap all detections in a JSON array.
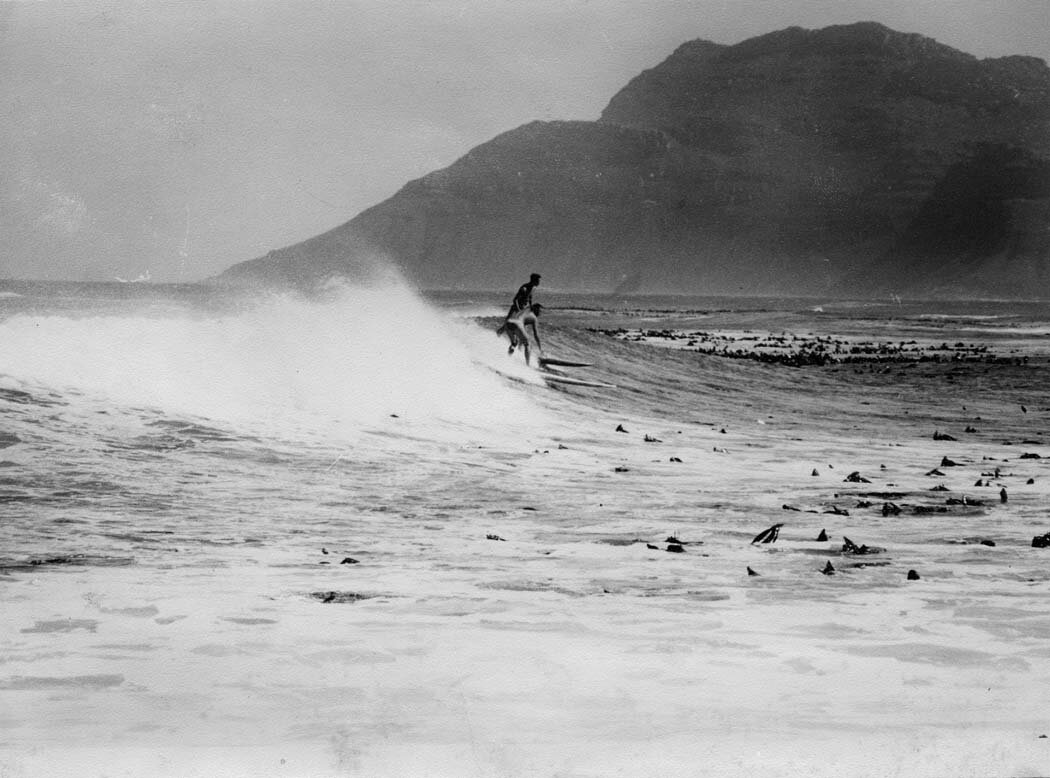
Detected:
[
  {"left": 495, "top": 273, "right": 541, "bottom": 347},
  {"left": 502, "top": 303, "right": 543, "bottom": 366}
]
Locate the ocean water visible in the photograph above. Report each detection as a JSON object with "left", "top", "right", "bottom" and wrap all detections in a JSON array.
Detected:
[{"left": 2, "top": 277, "right": 1050, "bottom": 776}]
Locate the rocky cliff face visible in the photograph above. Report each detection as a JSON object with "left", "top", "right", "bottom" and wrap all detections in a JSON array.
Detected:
[{"left": 217, "top": 23, "right": 1050, "bottom": 299}]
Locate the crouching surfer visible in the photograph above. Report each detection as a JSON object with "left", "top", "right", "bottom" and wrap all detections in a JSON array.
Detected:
[
  {"left": 502, "top": 303, "right": 543, "bottom": 366},
  {"left": 495, "top": 272, "right": 541, "bottom": 341}
]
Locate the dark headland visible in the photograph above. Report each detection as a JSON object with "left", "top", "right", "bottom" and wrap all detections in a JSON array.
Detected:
[{"left": 215, "top": 22, "right": 1050, "bottom": 299}]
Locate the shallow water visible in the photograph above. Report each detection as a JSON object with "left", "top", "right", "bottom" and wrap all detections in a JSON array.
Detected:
[{"left": 2, "top": 279, "right": 1049, "bottom": 776}]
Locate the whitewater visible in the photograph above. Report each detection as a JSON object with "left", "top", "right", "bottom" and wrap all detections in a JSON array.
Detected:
[{"left": 2, "top": 277, "right": 1050, "bottom": 777}]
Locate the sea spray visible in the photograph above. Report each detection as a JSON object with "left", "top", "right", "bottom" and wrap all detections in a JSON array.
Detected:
[{"left": 0, "top": 280, "right": 548, "bottom": 441}]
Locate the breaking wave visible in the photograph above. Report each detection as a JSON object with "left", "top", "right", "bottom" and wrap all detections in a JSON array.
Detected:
[{"left": 0, "top": 280, "right": 547, "bottom": 440}]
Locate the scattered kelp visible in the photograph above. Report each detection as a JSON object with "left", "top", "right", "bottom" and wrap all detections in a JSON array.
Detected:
[
  {"left": 592, "top": 328, "right": 1024, "bottom": 367},
  {"left": 309, "top": 591, "right": 377, "bottom": 603},
  {"left": 0, "top": 554, "right": 135, "bottom": 573}
]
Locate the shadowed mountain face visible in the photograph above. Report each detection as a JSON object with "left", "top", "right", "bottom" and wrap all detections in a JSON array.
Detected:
[{"left": 217, "top": 23, "right": 1050, "bottom": 299}]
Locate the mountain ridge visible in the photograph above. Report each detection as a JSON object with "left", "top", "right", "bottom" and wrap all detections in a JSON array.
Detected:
[{"left": 216, "top": 22, "right": 1050, "bottom": 299}]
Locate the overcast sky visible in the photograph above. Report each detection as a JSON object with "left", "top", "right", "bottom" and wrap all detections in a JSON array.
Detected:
[{"left": 2, "top": 0, "right": 1048, "bottom": 282}]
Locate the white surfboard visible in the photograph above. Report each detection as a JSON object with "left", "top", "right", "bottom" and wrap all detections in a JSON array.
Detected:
[
  {"left": 538, "top": 357, "right": 593, "bottom": 368},
  {"left": 542, "top": 373, "right": 615, "bottom": 389}
]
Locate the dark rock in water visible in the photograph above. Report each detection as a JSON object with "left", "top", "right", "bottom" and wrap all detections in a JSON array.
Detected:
[
  {"left": 615, "top": 424, "right": 628, "bottom": 433},
  {"left": 1020, "top": 452, "right": 1042, "bottom": 459},
  {"left": 882, "top": 502, "right": 901, "bottom": 516},
  {"left": 1032, "top": 532, "right": 1050, "bottom": 548},
  {"left": 646, "top": 544, "right": 659, "bottom": 550},
  {"left": 669, "top": 456, "right": 682, "bottom": 463},
  {"left": 1000, "top": 488, "right": 1008, "bottom": 503},
  {"left": 614, "top": 466, "right": 630, "bottom": 472},
  {"left": 940, "top": 457, "right": 960, "bottom": 467},
  {"left": 844, "top": 471, "right": 871, "bottom": 483},
  {"left": 821, "top": 561, "right": 835, "bottom": 576},
  {"left": 486, "top": 534, "right": 506, "bottom": 541},
  {"left": 980, "top": 539, "right": 996, "bottom": 547},
  {"left": 816, "top": 529, "right": 829, "bottom": 542},
  {"left": 340, "top": 557, "right": 360, "bottom": 565},
  {"left": 929, "top": 484, "right": 949, "bottom": 492},
  {"left": 842, "top": 536, "right": 885, "bottom": 555},
  {"left": 782, "top": 504, "right": 801, "bottom": 511},
  {"left": 751, "top": 523, "right": 783, "bottom": 544},
  {"left": 907, "top": 570, "right": 921, "bottom": 580},
  {"left": 666, "top": 544, "right": 685, "bottom": 553},
  {"left": 720, "top": 428, "right": 726, "bottom": 434},
  {"left": 926, "top": 468, "right": 946, "bottom": 477},
  {"left": 1027, "top": 478, "right": 1036, "bottom": 485},
  {"left": 811, "top": 468, "right": 820, "bottom": 476},
  {"left": 933, "top": 431, "right": 957, "bottom": 441},
  {"left": 747, "top": 566, "right": 760, "bottom": 577}
]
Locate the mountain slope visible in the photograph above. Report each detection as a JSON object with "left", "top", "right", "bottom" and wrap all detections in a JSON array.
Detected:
[{"left": 216, "top": 23, "right": 1050, "bottom": 298}]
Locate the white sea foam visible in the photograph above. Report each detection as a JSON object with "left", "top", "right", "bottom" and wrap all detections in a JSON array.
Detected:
[{"left": 0, "top": 280, "right": 546, "bottom": 439}]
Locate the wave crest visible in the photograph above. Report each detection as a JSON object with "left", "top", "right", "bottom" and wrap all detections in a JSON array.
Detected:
[{"left": 0, "top": 280, "right": 546, "bottom": 438}]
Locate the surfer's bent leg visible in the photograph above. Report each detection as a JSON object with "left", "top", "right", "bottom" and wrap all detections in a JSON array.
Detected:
[{"left": 504, "top": 323, "right": 519, "bottom": 354}]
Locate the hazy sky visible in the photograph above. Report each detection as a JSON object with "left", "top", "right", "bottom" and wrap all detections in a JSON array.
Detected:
[{"left": 2, "top": 0, "right": 1048, "bottom": 282}]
